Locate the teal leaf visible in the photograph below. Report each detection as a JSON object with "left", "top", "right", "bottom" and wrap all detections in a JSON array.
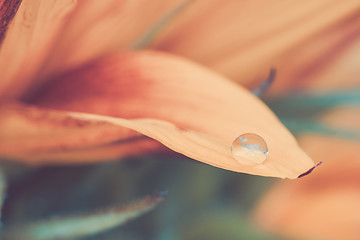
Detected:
[
  {"left": 0, "top": 191, "right": 166, "bottom": 240},
  {"left": 281, "top": 118, "right": 360, "bottom": 141},
  {"left": 266, "top": 90, "right": 360, "bottom": 118}
]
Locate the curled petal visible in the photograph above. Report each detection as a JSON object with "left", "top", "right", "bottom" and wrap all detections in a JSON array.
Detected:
[{"left": 23, "top": 51, "right": 314, "bottom": 178}]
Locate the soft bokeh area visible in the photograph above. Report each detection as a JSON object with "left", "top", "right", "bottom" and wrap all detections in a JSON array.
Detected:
[
  {"left": 2, "top": 157, "right": 277, "bottom": 240},
  {"left": 0, "top": 0, "right": 359, "bottom": 240}
]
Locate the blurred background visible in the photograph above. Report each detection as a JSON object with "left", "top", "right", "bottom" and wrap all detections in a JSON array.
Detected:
[{"left": 2, "top": 155, "right": 278, "bottom": 240}]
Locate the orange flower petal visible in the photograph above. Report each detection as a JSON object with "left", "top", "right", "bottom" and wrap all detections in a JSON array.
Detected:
[
  {"left": 0, "top": 103, "right": 162, "bottom": 164},
  {"left": 0, "top": 0, "right": 22, "bottom": 44},
  {"left": 320, "top": 106, "right": 360, "bottom": 132},
  {"left": 254, "top": 107, "right": 360, "bottom": 239},
  {"left": 24, "top": 51, "right": 314, "bottom": 178},
  {"left": 0, "top": 0, "right": 77, "bottom": 100},
  {"left": 254, "top": 139, "right": 360, "bottom": 240},
  {"left": 270, "top": 14, "right": 360, "bottom": 93},
  {"left": 151, "top": 0, "right": 360, "bottom": 89},
  {"left": 34, "top": 0, "right": 188, "bottom": 85},
  {"left": 298, "top": 107, "right": 360, "bottom": 165}
]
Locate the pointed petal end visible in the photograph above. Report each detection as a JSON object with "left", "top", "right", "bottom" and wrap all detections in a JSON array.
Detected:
[{"left": 298, "top": 161, "right": 323, "bottom": 178}]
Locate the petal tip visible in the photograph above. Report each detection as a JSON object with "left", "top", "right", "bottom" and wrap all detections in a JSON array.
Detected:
[{"left": 297, "top": 160, "right": 323, "bottom": 178}]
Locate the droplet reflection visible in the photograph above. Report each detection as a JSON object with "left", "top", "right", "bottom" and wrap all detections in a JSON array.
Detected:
[{"left": 231, "top": 133, "right": 268, "bottom": 165}]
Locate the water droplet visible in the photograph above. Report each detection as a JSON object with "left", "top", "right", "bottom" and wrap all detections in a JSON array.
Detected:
[{"left": 231, "top": 133, "right": 268, "bottom": 165}]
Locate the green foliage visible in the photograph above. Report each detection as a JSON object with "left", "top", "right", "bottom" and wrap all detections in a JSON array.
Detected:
[
  {"left": 0, "top": 157, "right": 282, "bottom": 240},
  {"left": 266, "top": 89, "right": 360, "bottom": 140},
  {"left": 266, "top": 89, "right": 360, "bottom": 118},
  {"left": 281, "top": 118, "right": 360, "bottom": 140}
]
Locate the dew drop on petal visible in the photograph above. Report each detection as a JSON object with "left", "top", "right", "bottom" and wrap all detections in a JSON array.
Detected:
[{"left": 231, "top": 133, "right": 268, "bottom": 165}]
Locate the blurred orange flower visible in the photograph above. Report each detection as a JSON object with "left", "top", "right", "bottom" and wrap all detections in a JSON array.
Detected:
[
  {"left": 254, "top": 107, "right": 360, "bottom": 239},
  {"left": 254, "top": 138, "right": 360, "bottom": 240},
  {"left": 2, "top": 0, "right": 359, "bottom": 180},
  {"left": 0, "top": 0, "right": 319, "bottom": 179},
  {"left": 251, "top": 1, "right": 360, "bottom": 235},
  {"left": 1, "top": 1, "right": 359, "bottom": 239}
]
